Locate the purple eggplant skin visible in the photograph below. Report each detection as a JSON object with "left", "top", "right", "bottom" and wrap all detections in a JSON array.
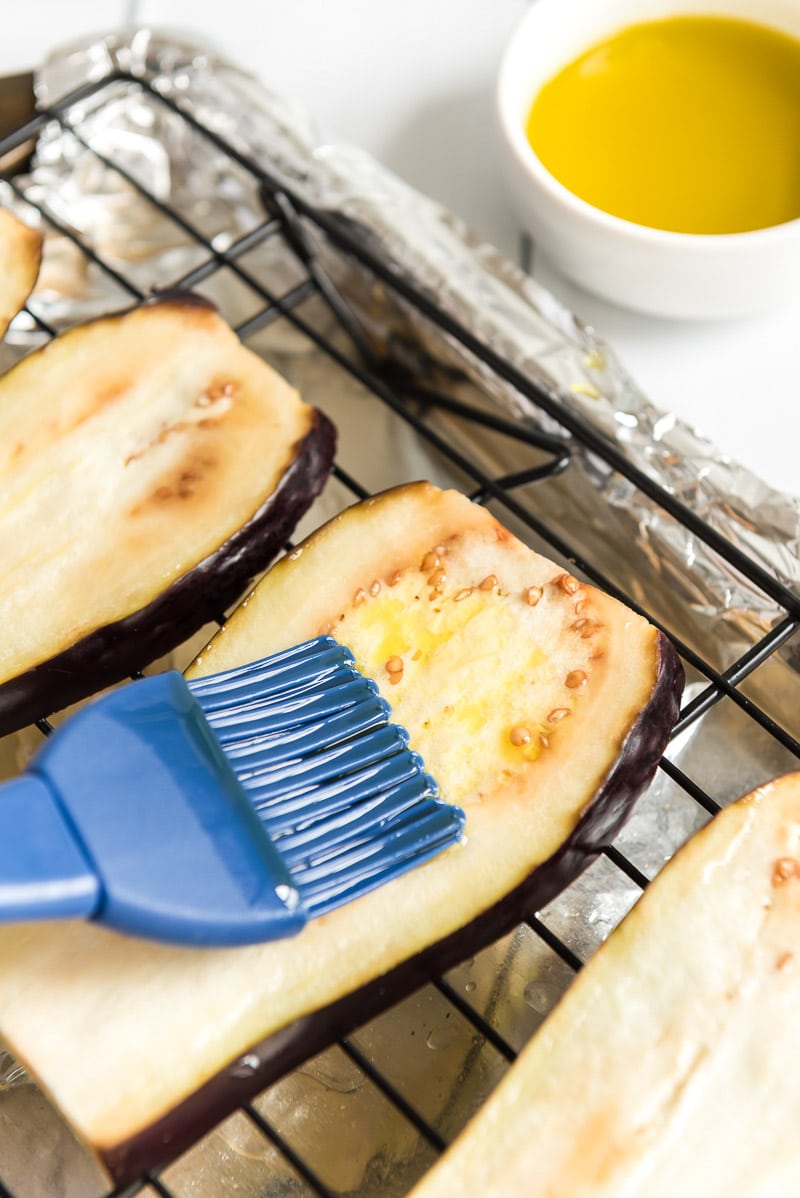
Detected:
[
  {"left": 101, "top": 630, "right": 683, "bottom": 1186},
  {"left": 0, "top": 410, "right": 336, "bottom": 736}
]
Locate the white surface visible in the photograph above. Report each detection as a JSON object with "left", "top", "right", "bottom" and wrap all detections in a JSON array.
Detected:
[
  {"left": 7, "top": 0, "right": 800, "bottom": 495},
  {"left": 0, "top": 2, "right": 131, "bottom": 76}
]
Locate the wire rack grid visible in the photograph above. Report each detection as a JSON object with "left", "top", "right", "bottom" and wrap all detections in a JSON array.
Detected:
[{"left": 0, "top": 68, "right": 798, "bottom": 1198}]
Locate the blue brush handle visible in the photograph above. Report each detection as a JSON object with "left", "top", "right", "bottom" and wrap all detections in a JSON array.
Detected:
[
  {"left": 0, "top": 674, "right": 308, "bottom": 945},
  {"left": 0, "top": 772, "right": 100, "bottom": 921},
  {"left": 27, "top": 673, "right": 307, "bottom": 945}
]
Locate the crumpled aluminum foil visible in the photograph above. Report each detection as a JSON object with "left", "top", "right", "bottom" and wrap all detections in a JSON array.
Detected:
[
  {"left": 6, "top": 27, "right": 793, "bottom": 714},
  {"left": 0, "top": 26, "right": 798, "bottom": 1198}
]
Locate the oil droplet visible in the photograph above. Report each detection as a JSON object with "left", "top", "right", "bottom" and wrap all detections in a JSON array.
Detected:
[
  {"left": 464, "top": 980, "right": 477, "bottom": 994},
  {"left": 426, "top": 1024, "right": 462, "bottom": 1052},
  {"left": 588, "top": 908, "right": 613, "bottom": 937},
  {"left": 523, "top": 980, "right": 558, "bottom": 1015}
]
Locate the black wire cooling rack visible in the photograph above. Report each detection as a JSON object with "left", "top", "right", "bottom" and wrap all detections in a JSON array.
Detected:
[{"left": 0, "top": 67, "right": 799, "bottom": 1198}]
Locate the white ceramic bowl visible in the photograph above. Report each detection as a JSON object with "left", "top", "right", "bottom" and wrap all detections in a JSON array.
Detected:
[{"left": 496, "top": 0, "right": 800, "bottom": 319}]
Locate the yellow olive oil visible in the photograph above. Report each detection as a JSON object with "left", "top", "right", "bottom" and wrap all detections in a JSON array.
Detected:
[{"left": 526, "top": 15, "right": 800, "bottom": 234}]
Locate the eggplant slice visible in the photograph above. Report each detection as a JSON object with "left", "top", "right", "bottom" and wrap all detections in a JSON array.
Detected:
[
  {"left": 406, "top": 771, "right": 800, "bottom": 1198},
  {"left": 0, "top": 293, "right": 335, "bottom": 732},
  {"left": 0, "top": 207, "right": 41, "bottom": 337},
  {"left": 0, "top": 482, "right": 682, "bottom": 1182}
]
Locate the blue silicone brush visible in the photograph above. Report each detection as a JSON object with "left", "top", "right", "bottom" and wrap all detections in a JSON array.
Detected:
[{"left": 0, "top": 637, "right": 465, "bottom": 947}]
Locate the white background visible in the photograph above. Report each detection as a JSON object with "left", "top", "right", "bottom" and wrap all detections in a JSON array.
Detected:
[{"left": 2, "top": 0, "right": 798, "bottom": 495}]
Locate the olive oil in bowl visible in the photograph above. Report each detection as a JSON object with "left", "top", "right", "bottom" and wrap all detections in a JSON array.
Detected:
[{"left": 526, "top": 14, "right": 800, "bottom": 235}]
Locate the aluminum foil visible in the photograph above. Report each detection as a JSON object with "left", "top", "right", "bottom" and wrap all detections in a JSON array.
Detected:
[
  {"left": 3, "top": 26, "right": 794, "bottom": 718},
  {"left": 0, "top": 25, "right": 798, "bottom": 1198}
]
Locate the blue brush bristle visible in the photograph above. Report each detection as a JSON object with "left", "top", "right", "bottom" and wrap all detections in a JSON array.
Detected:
[
  {"left": 187, "top": 638, "right": 357, "bottom": 707},
  {"left": 0, "top": 635, "right": 464, "bottom": 947},
  {"left": 188, "top": 636, "right": 465, "bottom": 918}
]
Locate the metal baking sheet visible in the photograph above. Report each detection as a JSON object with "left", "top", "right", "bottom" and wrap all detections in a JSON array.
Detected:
[{"left": 0, "top": 31, "right": 797, "bottom": 1198}]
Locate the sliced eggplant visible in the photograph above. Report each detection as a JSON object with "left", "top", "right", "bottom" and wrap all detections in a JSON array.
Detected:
[
  {"left": 0, "top": 293, "right": 335, "bottom": 732},
  {"left": 0, "top": 207, "right": 41, "bottom": 337},
  {"left": 406, "top": 771, "right": 800, "bottom": 1198},
  {"left": 0, "top": 482, "right": 682, "bottom": 1182}
]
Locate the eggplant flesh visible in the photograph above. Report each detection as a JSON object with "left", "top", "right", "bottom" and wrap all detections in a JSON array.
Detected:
[
  {"left": 407, "top": 771, "right": 800, "bottom": 1198},
  {"left": 0, "top": 293, "right": 335, "bottom": 732},
  {"left": 0, "top": 208, "right": 41, "bottom": 337},
  {"left": 0, "top": 482, "right": 682, "bottom": 1182}
]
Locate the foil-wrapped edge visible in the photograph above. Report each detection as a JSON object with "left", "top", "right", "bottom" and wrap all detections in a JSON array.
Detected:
[{"left": 29, "top": 28, "right": 799, "bottom": 635}]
